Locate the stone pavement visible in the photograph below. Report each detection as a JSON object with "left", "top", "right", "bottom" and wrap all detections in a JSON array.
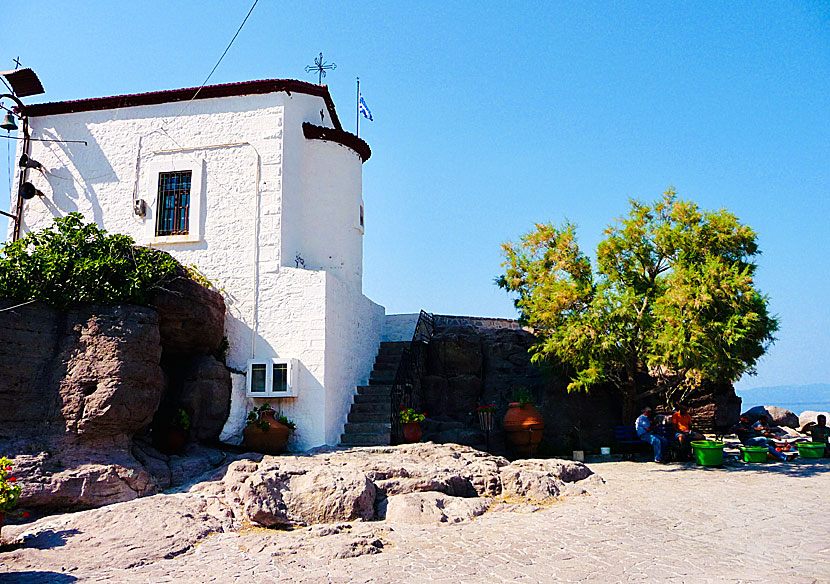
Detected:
[{"left": 2, "top": 458, "right": 829, "bottom": 583}]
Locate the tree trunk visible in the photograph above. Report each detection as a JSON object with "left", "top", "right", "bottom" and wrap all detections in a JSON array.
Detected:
[{"left": 621, "top": 379, "right": 639, "bottom": 423}]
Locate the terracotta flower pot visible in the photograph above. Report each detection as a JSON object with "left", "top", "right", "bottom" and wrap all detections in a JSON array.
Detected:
[
  {"left": 243, "top": 409, "right": 291, "bottom": 454},
  {"left": 157, "top": 427, "right": 188, "bottom": 455},
  {"left": 503, "top": 402, "right": 544, "bottom": 458},
  {"left": 402, "top": 422, "right": 423, "bottom": 443}
]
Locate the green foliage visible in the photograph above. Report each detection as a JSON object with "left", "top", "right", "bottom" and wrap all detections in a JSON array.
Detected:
[
  {"left": 498, "top": 189, "right": 779, "bottom": 415},
  {"left": 510, "top": 387, "right": 534, "bottom": 407},
  {"left": 0, "top": 213, "right": 181, "bottom": 309},
  {"left": 399, "top": 408, "right": 426, "bottom": 424},
  {"left": 276, "top": 414, "right": 297, "bottom": 432},
  {"left": 213, "top": 336, "right": 230, "bottom": 364},
  {"left": 172, "top": 408, "right": 191, "bottom": 431},
  {"left": 246, "top": 404, "right": 296, "bottom": 433},
  {"left": 0, "top": 457, "right": 22, "bottom": 514}
]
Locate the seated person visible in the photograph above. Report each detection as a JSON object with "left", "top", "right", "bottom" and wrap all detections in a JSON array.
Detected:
[
  {"left": 809, "top": 414, "right": 830, "bottom": 456},
  {"left": 670, "top": 404, "right": 705, "bottom": 448},
  {"left": 635, "top": 406, "right": 668, "bottom": 463},
  {"left": 731, "top": 415, "right": 794, "bottom": 461}
]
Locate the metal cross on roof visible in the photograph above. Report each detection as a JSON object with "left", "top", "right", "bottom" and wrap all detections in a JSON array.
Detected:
[
  {"left": 12, "top": 57, "right": 21, "bottom": 70},
  {"left": 305, "top": 52, "right": 336, "bottom": 85}
]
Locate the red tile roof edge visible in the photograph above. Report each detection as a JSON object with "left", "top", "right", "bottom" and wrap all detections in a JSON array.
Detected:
[
  {"left": 302, "top": 122, "right": 371, "bottom": 163},
  {"left": 20, "top": 79, "right": 342, "bottom": 130}
]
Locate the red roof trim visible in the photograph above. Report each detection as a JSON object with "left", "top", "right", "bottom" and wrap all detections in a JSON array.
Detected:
[
  {"left": 302, "top": 122, "right": 371, "bottom": 163},
  {"left": 20, "top": 79, "right": 343, "bottom": 130}
]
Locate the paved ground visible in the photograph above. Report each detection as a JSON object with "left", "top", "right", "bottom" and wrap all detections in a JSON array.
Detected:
[{"left": 3, "top": 457, "right": 829, "bottom": 583}]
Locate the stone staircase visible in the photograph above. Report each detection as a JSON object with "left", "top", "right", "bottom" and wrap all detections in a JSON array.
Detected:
[{"left": 339, "top": 341, "right": 408, "bottom": 446}]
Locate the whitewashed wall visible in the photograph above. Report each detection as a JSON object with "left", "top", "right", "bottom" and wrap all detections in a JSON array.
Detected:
[
  {"left": 382, "top": 313, "right": 420, "bottom": 342},
  {"left": 10, "top": 89, "right": 384, "bottom": 450},
  {"left": 324, "top": 273, "right": 385, "bottom": 444}
]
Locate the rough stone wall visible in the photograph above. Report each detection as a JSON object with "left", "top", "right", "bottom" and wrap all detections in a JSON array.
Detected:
[{"left": 418, "top": 324, "right": 740, "bottom": 455}]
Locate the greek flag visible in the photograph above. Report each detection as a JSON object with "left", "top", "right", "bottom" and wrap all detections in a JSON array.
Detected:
[{"left": 358, "top": 92, "right": 373, "bottom": 121}]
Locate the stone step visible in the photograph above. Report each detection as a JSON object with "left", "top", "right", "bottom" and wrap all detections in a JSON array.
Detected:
[
  {"left": 340, "top": 432, "right": 390, "bottom": 446},
  {"left": 369, "top": 377, "right": 397, "bottom": 386},
  {"left": 371, "top": 360, "right": 399, "bottom": 370},
  {"left": 349, "top": 401, "right": 392, "bottom": 415},
  {"left": 378, "top": 341, "right": 409, "bottom": 351},
  {"left": 348, "top": 410, "right": 390, "bottom": 423},
  {"left": 344, "top": 422, "right": 391, "bottom": 434},
  {"left": 353, "top": 392, "right": 391, "bottom": 404},
  {"left": 357, "top": 385, "right": 391, "bottom": 396}
]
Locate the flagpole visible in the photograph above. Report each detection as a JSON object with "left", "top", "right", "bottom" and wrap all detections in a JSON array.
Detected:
[{"left": 356, "top": 77, "right": 360, "bottom": 137}]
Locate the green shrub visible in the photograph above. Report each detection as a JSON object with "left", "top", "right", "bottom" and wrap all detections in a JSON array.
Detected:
[{"left": 0, "top": 213, "right": 182, "bottom": 309}]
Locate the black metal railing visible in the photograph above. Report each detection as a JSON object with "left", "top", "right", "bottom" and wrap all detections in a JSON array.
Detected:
[{"left": 390, "top": 310, "right": 435, "bottom": 444}]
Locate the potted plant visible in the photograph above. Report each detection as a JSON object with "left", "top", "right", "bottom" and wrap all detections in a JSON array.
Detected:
[
  {"left": 155, "top": 407, "right": 191, "bottom": 455},
  {"left": 399, "top": 408, "right": 426, "bottom": 443},
  {"left": 243, "top": 403, "right": 295, "bottom": 454},
  {"left": 0, "top": 457, "right": 22, "bottom": 540},
  {"left": 502, "top": 388, "right": 545, "bottom": 457}
]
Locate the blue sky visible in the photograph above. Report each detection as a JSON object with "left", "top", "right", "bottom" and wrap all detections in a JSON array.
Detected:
[{"left": 1, "top": 1, "right": 828, "bottom": 390}]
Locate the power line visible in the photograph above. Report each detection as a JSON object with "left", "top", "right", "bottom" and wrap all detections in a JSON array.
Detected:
[{"left": 175, "top": 0, "right": 260, "bottom": 118}]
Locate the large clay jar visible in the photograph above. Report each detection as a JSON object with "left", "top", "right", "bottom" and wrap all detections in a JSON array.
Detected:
[
  {"left": 503, "top": 402, "right": 545, "bottom": 458},
  {"left": 402, "top": 422, "right": 423, "bottom": 443},
  {"left": 243, "top": 409, "right": 291, "bottom": 454},
  {"left": 157, "top": 427, "right": 188, "bottom": 455}
]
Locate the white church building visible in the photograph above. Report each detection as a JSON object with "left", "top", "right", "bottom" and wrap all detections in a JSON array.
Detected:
[{"left": 7, "top": 78, "right": 388, "bottom": 450}]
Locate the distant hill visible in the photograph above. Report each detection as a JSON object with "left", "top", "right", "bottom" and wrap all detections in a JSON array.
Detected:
[{"left": 736, "top": 383, "right": 830, "bottom": 414}]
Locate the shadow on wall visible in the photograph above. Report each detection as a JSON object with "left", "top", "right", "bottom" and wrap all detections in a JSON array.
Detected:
[{"left": 34, "top": 125, "right": 115, "bottom": 228}]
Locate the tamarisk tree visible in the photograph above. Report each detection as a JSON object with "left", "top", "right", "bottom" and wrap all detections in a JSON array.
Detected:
[{"left": 498, "top": 189, "right": 778, "bottom": 420}]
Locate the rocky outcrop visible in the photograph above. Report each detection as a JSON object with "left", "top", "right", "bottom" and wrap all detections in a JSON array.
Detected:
[
  {"left": 1, "top": 443, "right": 600, "bottom": 574},
  {"left": 151, "top": 274, "right": 226, "bottom": 355},
  {"left": 0, "top": 301, "right": 163, "bottom": 449},
  {"left": 0, "top": 281, "right": 230, "bottom": 513},
  {"left": 219, "top": 443, "right": 598, "bottom": 527},
  {"left": 380, "top": 492, "right": 492, "bottom": 524},
  {"left": 744, "top": 405, "right": 800, "bottom": 428}
]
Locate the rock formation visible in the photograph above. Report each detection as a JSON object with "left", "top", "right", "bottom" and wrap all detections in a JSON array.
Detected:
[
  {"left": 0, "top": 275, "right": 231, "bottom": 513},
  {"left": 0, "top": 444, "right": 602, "bottom": 572},
  {"left": 744, "top": 405, "right": 800, "bottom": 428}
]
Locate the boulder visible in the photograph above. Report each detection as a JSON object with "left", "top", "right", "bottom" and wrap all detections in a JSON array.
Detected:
[
  {"left": 744, "top": 405, "right": 800, "bottom": 428},
  {"left": 380, "top": 491, "right": 492, "bottom": 524},
  {"left": 499, "top": 459, "right": 593, "bottom": 502},
  {"left": 0, "top": 302, "right": 163, "bottom": 446},
  {"left": 231, "top": 459, "right": 376, "bottom": 527},
  {"left": 150, "top": 274, "right": 225, "bottom": 355},
  {"left": 178, "top": 355, "right": 232, "bottom": 441},
  {"left": 58, "top": 305, "right": 164, "bottom": 446},
  {"left": 798, "top": 410, "right": 830, "bottom": 428}
]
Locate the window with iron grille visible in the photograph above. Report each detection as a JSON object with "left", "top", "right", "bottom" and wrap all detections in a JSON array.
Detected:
[{"left": 156, "top": 171, "right": 192, "bottom": 236}]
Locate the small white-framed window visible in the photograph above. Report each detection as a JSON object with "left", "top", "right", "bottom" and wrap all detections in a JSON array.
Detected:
[
  {"left": 246, "top": 358, "right": 298, "bottom": 398},
  {"left": 143, "top": 156, "right": 205, "bottom": 245}
]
